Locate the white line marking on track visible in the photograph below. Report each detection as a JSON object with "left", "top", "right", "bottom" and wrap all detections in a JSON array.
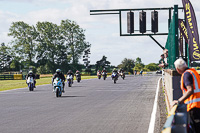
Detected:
[{"left": 148, "top": 77, "right": 161, "bottom": 133}]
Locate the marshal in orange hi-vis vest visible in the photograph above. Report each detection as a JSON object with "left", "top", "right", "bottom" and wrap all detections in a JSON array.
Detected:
[{"left": 181, "top": 68, "right": 200, "bottom": 111}]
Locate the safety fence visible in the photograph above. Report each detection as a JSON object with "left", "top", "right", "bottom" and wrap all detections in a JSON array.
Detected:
[
  {"left": 0, "top": 74, "right": 23, "bottom": 80},
  {"left": 0, "top": 74, "right": 40, "bottom": 80},
  {"left": 0, "top": 75, "right": 14, "bottom": 80},
  {"left": 162, "top": 104, "right": 188, "bottom": 133},
  {"left": 165, "top": 5, "right": 179, "bottom": 69}
]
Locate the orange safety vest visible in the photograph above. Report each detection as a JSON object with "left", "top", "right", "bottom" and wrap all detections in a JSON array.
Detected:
[{"left": 181, "top": 68, "right": 200, "bottom": 111}]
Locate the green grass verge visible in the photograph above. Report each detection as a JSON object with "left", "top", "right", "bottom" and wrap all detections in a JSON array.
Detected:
[{"left": 0, "top": 76, "right": 97, "bottom": 91}]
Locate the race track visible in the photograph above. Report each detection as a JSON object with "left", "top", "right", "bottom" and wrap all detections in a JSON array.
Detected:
[{"left": 0, "top": 75, "right": 160, "bottom": 133}]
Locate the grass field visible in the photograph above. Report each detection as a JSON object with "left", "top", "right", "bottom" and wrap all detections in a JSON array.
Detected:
[{"left": 0, "top": 76, "right": 97, "bottom": 91}]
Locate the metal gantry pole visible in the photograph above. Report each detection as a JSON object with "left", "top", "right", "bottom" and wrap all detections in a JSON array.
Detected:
[
  {"left": 90, "top": 7, "right": 183, "bottom": 49},
  {"left": 119, "top": 11, "right": 122, "bottom": 36}
]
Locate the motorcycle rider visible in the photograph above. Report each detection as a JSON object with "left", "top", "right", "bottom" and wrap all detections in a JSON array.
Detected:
[
  {"left": 26, "top": 71, "right": 36, "bottom": 88},
  {"left": 139, "top": 69, "right": 143, "bottom": 76},
  {"left": 134, "top": 70, "right": 137, "bottom": 75},
  {"left": 75, "top": 70, "right": 81, "bottom": 79},
  {"left": 102, "top": 68, "right": 107, "bottom": 77},
  {"left": 102, "top": 68, "right": 107, "bottom": 73},
  {"left": 67, "top": 70, "right": 74, "bottom": 83},
  {"left": 119, "top": 68, "right": 125, "bottom": 77},
  {"left": 97, "top": 70, "right": 101, "bottom": 75},
  {"left": 76, "top": 70, "right": 80, "bottom": 75},
  {"left": 97, "top": 70, "right": 101, "bottom": 74},
  {"left": 112, "top": 68, "right": 118, "bottom": 75},
  {"left": 119, "top": 68, "right": 124, "bottom": 74},
  {"left": 113, "top": 68, "right": 118, "bottom": 73},
  {"left": 97, "top": 70, "right": 101, "bottom": 79},
  {"left": 52, "top": 69, "right": 66, "bottom": 92}
]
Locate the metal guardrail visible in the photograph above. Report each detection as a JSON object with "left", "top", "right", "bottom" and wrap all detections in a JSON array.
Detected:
[
  {"left": 0, "top": 74, "right": 40, "bottom": 80},
  {"left": 0, "top": 75, "right": 14, "bottom": 80},
  {"left": 162, "top": 104, "right": 188, "bottom": 133}
]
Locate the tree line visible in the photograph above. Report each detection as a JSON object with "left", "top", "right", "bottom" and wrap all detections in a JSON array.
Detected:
[
  {"left": 94, "top": 56, "right": 161, "bottom": 74},
  {"left": 0, "top": 19, "right": 91, "bottom": 74},
  {"left": 117, "top": 57, "right": 160, "bottom": 73},
  {"left": 0, "top": 19, "right": 164, "bottom": 74}
]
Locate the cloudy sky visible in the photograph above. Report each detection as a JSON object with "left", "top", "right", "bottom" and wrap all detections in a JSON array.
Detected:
[{"left": 0, "top": 0, "right": 200, "bottom": 66}]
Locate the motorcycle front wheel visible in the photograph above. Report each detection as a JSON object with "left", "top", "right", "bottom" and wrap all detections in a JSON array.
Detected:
[
  {"left": 29, "top": 83, "right": 33, "bottom": 91},
  {"left": 29, "top": 84, "right": 31, "bottom": 91},
  {"left": 56, "top": 88, "right": 59, "bottom": 97},
  {"left": 56, "top": 88, "right": 61, "bottom": 97},
  {"left": 68, "top": 82, "right": 71, "bottom": 87}
]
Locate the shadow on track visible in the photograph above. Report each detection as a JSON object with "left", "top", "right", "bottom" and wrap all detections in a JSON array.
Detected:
[{"left": 60, "top": 96, "right": 86, "bottom": 98}]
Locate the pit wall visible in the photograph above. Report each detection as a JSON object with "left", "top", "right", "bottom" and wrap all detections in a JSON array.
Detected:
[{"left": 163, "top": 69, "right": 182, "bottom": 113}]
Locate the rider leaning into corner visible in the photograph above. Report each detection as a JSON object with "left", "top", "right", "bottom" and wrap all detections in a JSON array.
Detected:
[
  {"left": 67, "top": 70, "right": 74, "bottom": 83},
  {"left": 26, "top": 70, "right": 36, "bottom": 88},
  {"left": 52, "top": 69, "right": 66, "bottom": 92}
]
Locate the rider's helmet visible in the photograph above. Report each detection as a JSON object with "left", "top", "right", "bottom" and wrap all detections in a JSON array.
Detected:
[
  {"left": 56, "top": 69, "right": 61, "bottom": 74},
  {"left": 76, "top": 70, "right": 79, "bottom": 73},
  {"left": 28, "top": 71, "right": 33, "bottom": 76},
  {"left": 113, "top": 68, "right": 116, "bottom": 71},
  {"left": 68, "top": 70, "right": 72, "bottom": 73},
  {"left": 29, "top": 70, "right": 33, "bottom": 74}
]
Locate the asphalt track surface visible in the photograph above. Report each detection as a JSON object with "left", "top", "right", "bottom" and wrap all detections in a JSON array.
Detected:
[{"left": 0, "top": 75, "right": 160, "bottom": 133}]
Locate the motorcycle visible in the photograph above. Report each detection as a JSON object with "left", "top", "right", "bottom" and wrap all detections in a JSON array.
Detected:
[
  {"left": 27, "top": 77, "right": 34, "bottom": 91},
  {"left": 76, "top": 73, "right": 81, "bottom": 83},
  {"left": 97, "top": 72, "right": 101, "bottom": 79},
  {"left": 111, "top": 72, "right": 118, "bottom": 84},
  {"left": 102, "top": 72, "right": 107, "bottom": 80},
  {"left": 67, "top": 74, "right": 73, "bottom": 87},
  {"left": 120, "top": 72, "right": 125, "bottom": 80},
  {"left": 53, "top": 77, "right": 63, "bottom": 97}
]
